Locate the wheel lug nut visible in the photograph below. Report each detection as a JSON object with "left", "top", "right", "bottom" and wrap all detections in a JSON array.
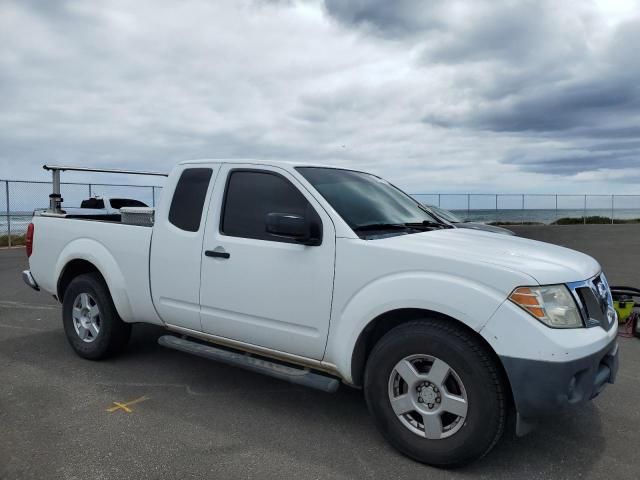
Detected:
[{"left": 418, "top": 398, "right": 423, "bottom": 403}]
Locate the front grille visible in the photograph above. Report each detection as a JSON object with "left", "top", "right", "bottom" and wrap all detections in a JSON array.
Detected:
[
  {"left": 576, "top": 286, "right": 606, "bottom": 326},
  {"left": 568, "top": 274, "right": 615, "bottom": 331}
]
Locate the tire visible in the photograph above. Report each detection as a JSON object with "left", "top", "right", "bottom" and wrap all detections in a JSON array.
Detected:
[
  {"left": 62, "top": 273, "right": 131, "bottom": 360},
  {"left": 364, "top": 319, "right": 506, "bottom": 468}
]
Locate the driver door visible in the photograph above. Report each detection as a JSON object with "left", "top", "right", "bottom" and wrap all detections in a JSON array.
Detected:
[{"left": 199, "top": 164, "right": 336, "bottom": 360}]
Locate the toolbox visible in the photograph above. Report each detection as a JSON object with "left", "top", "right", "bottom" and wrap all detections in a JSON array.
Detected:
[{"left": 611, "top": 287, "right": 640, "bottom": 338}]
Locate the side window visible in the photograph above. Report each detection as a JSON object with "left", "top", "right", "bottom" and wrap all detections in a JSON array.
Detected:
[
  {"left": 81, "top": 198, "right": 105, "bottom": 209},
  {"left": 169, "top": 168, "right": 213, "bottom": 232},
  {"left": 110, "top": 198, "right": 148, "bottom": 209},
  {"left": 221, "top": 170, "right": 320, "bottom": 242}
]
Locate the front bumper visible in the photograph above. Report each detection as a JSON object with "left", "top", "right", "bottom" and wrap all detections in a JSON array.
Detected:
[
  {"left": 501, "top": 336, "right": 619, "bottom": 434},
  {"left": 22, "top": 270, "right": 39, "bottom": 291}
]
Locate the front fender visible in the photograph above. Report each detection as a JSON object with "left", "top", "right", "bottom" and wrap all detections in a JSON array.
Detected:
[
  {"left": 55, "top": 238, "right": 134, "bottom": 322},
  {"left": 325, "top": 271, "right": 509, "bottom": 382}
]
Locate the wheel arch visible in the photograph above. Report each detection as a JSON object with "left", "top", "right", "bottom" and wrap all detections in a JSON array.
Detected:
[
  {"left": 54, "top": 239, "right": 134, "bottom": 322},
  {"left": 349, "top": 308, "right": 513, "bottom": 407},
  {"left": 57, "top": 259, "right": 103, "bottom": 301}
]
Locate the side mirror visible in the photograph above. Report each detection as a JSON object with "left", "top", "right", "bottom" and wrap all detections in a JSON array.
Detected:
[{"left": 265, "top": 212, "right": 321, "bottom": 246}]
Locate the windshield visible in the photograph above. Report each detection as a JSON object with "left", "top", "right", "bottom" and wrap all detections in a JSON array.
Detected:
[
  {"left": 428, "top": 205, "right": 462, "bottom": 223},
  {"left": 297, "top": 167, "right": 442, "bottom": 232}
]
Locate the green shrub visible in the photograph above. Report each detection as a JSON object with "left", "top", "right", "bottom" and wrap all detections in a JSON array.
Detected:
[
  {"left": 552, "top": 216, "right": 640, "bottom": 225},
  {"left": 487, "top": 217, "right": 640, "bottom": 226},
  {"left": 0, "top": 235, "right": 25, "bottom": 247},
  {"left": 488, "top": 221, "right": 544, "bottom": 226}
]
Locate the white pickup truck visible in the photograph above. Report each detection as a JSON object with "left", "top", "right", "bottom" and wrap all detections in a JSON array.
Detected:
[
  {"left": 69, "top": 196, "right": 149, "bottom": 216},
  {"left": 23, "top": 159, "right": 619, "bottom": 467}
]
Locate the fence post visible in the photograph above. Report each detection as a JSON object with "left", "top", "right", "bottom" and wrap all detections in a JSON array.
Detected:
[
  {"left": 555, "top": 195, "right": 558, "bottom": 223},
  {"left": 89, "top": 184, "right": 92, "bottom": 197},
  {"left": 495, "top": 194, "right": 498, "bottom": 224},
  {"left": 611, "top": 195, "right": 614, "bottom": 224},
  {"left": 521, "top": 194, "right": 525, "bottom": 224},
  {"left": 5, "top": 181, "right": 11, "bottom": 247},
  {"left": 152, "top": 187, "right": 156, "bottom": 207}
]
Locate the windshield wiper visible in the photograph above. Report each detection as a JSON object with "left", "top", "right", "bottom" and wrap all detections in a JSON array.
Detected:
[
  {"left": 352, "top": 223, "right": 410, "bottom": 232},
  {"left": 403, "top": 220, "right": 452, "bottom": 229},
  {"left": 353, "top": 221, "right": 451, "bottom": 234}
]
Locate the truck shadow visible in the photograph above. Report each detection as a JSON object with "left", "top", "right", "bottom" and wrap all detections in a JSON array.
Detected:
[{"left": 0, "top": 324, "right": 605, "bottom": 479}]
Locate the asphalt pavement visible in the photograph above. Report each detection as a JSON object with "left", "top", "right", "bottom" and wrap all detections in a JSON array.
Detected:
[{"left": 1, "top": 244, "right": 639, "bottom": 479}]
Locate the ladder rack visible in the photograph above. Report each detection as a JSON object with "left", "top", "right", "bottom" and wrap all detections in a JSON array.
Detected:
[{"left": 43, "top": 164, "right": 168, "bottom": 213}]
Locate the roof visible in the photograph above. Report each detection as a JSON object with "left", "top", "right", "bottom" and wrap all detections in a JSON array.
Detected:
[{"left": 178, "top": 158, "right": 339, "bottom": 169}]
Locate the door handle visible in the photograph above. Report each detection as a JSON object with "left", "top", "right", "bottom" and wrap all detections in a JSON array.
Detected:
[{"left": 205, "top": 250, "right": 230, "bottom": 259}]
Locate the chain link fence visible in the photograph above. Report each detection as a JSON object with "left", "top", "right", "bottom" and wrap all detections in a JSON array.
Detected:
[
  {"left": 412, "top": 193, "right": 640, "bottom": 225},
  {"left": 1, "top": 179, "right": 639, "bottom": 248},
  {"left": 0, "top": 179, "right": 163, "bottom": 247}
]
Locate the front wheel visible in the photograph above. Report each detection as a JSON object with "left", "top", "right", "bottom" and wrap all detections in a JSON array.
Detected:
[
  {"left": 62, "top": 273, "right": 131, "bottom": 360},
  {"left": 364, "top": 319, "right": 507, "bottom": 468}
]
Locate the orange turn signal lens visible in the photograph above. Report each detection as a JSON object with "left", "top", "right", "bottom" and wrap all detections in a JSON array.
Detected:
[{"left": 509, "top": 287, "right": 547, "bottom": 320}]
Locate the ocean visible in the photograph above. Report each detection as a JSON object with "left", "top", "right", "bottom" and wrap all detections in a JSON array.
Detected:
[{"left": 1, "top": 215, "right": 32, "bottom": 236}]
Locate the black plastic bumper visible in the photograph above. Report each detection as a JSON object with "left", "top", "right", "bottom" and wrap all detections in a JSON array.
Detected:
[{"left": 500, "top": 337, "right": 619, "bottom": 434}]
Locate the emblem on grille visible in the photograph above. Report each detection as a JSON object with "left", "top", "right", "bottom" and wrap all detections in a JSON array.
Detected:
[{"left": 597, "top": 281, "right": 608, "bottom": 302}]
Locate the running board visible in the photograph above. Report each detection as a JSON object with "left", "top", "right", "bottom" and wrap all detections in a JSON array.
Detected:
[{"left": 158, "top": 335, "right": 340, "bottom": 393}]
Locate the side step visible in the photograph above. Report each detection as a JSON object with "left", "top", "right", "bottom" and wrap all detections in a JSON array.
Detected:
[{"left": 158, "top": 335, "right": 340, "bottom": 393}]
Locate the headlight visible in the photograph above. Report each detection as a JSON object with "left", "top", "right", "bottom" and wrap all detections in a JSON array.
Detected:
[{"left": 509, "top": 285, "right": 584, "bottom": 328}]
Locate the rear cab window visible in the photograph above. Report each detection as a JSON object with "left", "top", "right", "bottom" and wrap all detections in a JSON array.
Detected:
[
  {"left": 169, "top": 168, "right": 213, "bottom": 232},
  {"left": 110, "top": 198, "right": 148, "bottom": 209},
  {"left": 80, "top": 198, "right": 105, "bottom": 209}
]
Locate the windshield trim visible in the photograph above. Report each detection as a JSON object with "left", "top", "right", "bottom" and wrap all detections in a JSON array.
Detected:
[{"left": 427, "top": 205, "right": 461, "bottom": 224}]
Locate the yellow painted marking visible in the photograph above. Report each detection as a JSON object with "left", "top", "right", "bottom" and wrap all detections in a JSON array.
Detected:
[
  {"left": 112, "top": 402, "right": 132, "bottom": 413},
  {"left": 106, "top": 396, "right": 150, "bottom": 413}
]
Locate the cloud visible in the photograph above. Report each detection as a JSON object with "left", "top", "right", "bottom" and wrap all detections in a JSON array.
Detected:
[
  {"left": 323, "top": 0, "right": 446, "bottom": 37},
  {"left": 504, "top": 149, "right": 640, "bottom": 175},
  {"left": 0, "top": 0, "right": 639, "bottom": 195},
  {"left": 422, "top": 15, "right": 640, "bottom": 134},
  {"left": 344, "top": 1, "right": 640, "bottom": 186}
]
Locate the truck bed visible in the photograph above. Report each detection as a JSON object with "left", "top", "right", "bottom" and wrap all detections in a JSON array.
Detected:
[{"left": 29, "top": 214, "right": 162, "bottom": 325}]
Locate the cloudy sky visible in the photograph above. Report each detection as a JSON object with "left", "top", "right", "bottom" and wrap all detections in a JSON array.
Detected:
[{"left": 1, "top": 0, "right": 639, "bottom": 194}]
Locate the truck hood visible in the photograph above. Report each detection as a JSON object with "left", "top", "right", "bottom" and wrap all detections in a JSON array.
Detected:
[{"left": 379, "top": 228, "right": 601, "bottom": 285}]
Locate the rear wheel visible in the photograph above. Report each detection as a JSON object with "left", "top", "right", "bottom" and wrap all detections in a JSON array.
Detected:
[
  {"left": 364, "top": 319, "right": 506, "bottom": 468},
  {"left": 62, "top": 273, "right": 131, "bottom": 360}
]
